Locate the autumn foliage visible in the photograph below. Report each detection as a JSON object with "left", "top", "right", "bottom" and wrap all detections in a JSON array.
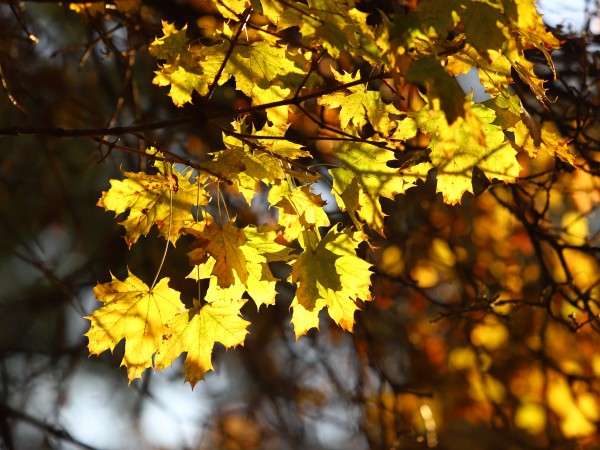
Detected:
[{"left": 2, "top": 0, "right": 600, "bottom": 448}]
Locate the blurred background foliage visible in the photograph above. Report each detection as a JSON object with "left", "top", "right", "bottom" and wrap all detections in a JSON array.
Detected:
[{"left": 0, "top": 1, "right": 599, "bottom": 449}]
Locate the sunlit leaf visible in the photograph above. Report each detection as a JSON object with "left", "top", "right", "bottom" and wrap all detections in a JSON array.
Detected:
[
  {"left": 290, "top": 227, "right": 372, "bottom": 337},
  {"left": 155, "top": 298, "right": 250, "bottom": 388},
  {"left": 86, "top": 271, "right": 185, "bottom": 382},
  {"left": 97, "top": 149, "right": 206, "bottom": 247}
]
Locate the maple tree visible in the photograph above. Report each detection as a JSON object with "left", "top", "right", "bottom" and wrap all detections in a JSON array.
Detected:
[{"left": 1, "top": 0, "right": 600, "bottom": 449}]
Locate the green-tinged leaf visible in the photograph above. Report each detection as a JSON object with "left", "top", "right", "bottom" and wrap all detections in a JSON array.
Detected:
[
  {"left": 330, "top": 140, "right": 419, "bottom": 235},
  {"left": 149, "top": 21, "right": 189, "bottom": 61},
  {"left": 86, "top": 272, "right": 185, "bottom": 382},
  {"left": 411, "top": 103, "right": 521, "bottom": 204},
  {"left": 222, "top": 30, "right": 304, "bottom": 98},
  {"left": 290, "top": 227, "right": 372, "bottom": 337}
]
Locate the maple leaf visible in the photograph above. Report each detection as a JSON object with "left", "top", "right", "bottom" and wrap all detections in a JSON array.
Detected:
[
  {"left": 199, "top": 122, "right": 305, "bottom": 205},
  {"left": 149, "top": 22, "right": 228, "bottom": 106},
  {"left": 409, "top": 103, "right": 521, "bottom": 205},
  {"left": 252, "top": 85, "right": 292, "bottom": 127},
  {"left": 514, "top": 120, "right": 574, "bottom": 165},
  {"left": 290, "top": 227, "right": 373, "bottom": 337},
  {"left": 150, "top": 21, "right": 307, "bottom": 109},
  {"left": 318, "top": 68, "right": 398, "bottom": 134},
  {"left": 197, "top": 145, "right": 247, "bottom": 184},
  {"left": 212, "top": 0, "right": 252, "bottom": 20},
  {"left": 268, "top": 183, "right": 331, "bottom": 243},
  {"left": 153, "top": 65, "right": 206, "bottom": 107},
  {"left": 507, "top": 0, "right": 562, "bottom": 50},
  {"left": 254, "top": 124, "right": 311, "bottom": 160},
  {"left": 299, "top": 1, "right": 364, "bottom": 59},
  {"left": 188, "top": 218, "right": 248, "bottom": 288},
  {"left": 218, "top": 24, "right": 304, "bottom": 98},
  {"left": 149, "top": 23, "right": 206, "bottom": 107},
  {"left": 154, "top": 298, "right": 250, "bottom": 388},
  {"left": 447, "top": 44, "right": 513, "bottom": 99},
  {"left": 148, "top": 21, "right": 190, "bottom": 62},
  {"left": 330, "top": 139, "right": 418, "bottom": 236},
  {"left": 86, "top": 271, "right": 185, "bottom": 382},
  {"left": 97, "top": 150, "right": 206, "bottom": 248},
  {"left": 221, "top": 123, "right": 288, "bottom": 203},
  {"left": 237, "top": 225, "right": 293, "bottom": 307},
  {"left": 188, "top": 225, "right": 292, "bottom": 308},
  {"left": 392, "top": 0, "right": 558, "bottom": 106},
  {"left": 502, "top": 0, "right": 561, "bottom": 103},
  {"left": 261, "top": 0, "right": 381, "bottom": 63}
]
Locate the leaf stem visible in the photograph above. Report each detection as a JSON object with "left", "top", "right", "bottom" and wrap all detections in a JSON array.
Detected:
[{"left": 151, "top": 180, "right": 173, "bottom": 289}]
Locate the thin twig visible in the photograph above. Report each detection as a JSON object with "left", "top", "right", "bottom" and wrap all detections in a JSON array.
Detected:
[{"left": 205, "top": 8, "right": 252, "bottom": 104}]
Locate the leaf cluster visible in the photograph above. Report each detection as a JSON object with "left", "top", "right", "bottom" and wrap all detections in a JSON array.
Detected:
[{"left": 83, "top": 0, "right": 575, "bottom": 390}]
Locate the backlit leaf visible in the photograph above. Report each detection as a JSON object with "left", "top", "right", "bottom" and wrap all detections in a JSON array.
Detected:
[
  {"left": 86, "top": 271, "right": 185, "bottom": 382},
  {"left": 513, "top": 120, "right": 574, "bottom": 165},
  {"left": 318, "top": 68, "right": 399, "bottom": 134},
  {"left": 188, "top": 218, "right": 248, "bottom": 288},
  {"left": 410, "top": 103, "right": 521, "bottom": 204},
  {"left": 330, "top": 140, "right": 419, "bottom": 235},
  {"left": 155, "top": 298, "right": 250, "bottom": 388},
  {"left": 290, "top": 227, "right": 372, "bottom": 337},
  {"left": 188, "top": 225, "right": 292, "bottom": 308},
  {"left": 268, "top": 183, "right": 331, "bottom": 243},
  {"left": 97, "top": 149, "right": 206, "bottom": 247}
]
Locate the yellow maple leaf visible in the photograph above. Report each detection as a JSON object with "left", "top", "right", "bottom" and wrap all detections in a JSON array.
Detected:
[
  {"left": 221, "top": 28, "right": 304, "bottom": 99},
  {"left": 149, "top": 22, "right": 226, "bottom": 107},
  {"left": 86, "top": 271, "right": 185, "bottom": 382},
  {"left": 290, "top": 227, "right": 372, "bottom": 337},
  {"left": 222, "top": 123, "right": 288, "bottom": 204},
  {"left": 318, "top": 68, "right": 399, "bottom": 134},
  {"left": 152, "top": 65, "right": 207, "bottom": 107},
  {"left": 268, "top": 183, "right": 331, "bottom": 243},
  {"left": 331, "top": 140, "right": 418, "bottom": 236},
  {"left": 410, "top": 103, "right": 521, "bottom": 205},
  {"left": 251, "top": 85, "right": 292, "bottom": 128},
  {"left": 188, "top": 218, "right": 248, "bottom": 288},
  {"left": 187, "top": 225, "right": 292, "bottom": 308},
  {"left": 256, "top": 124, "right": 312, "bottom": 160},
  {"left": 97, "top": 150, "right": 206, "bottom": 248},
  {"left": 154, "top": 299, "right": 250, "bottom": 388},
  {"left": 211, "top": 0, "right": 251, "bottom": 21},
  {"left": 513, "top": 120, "right": 574, "bottom": 165}
]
